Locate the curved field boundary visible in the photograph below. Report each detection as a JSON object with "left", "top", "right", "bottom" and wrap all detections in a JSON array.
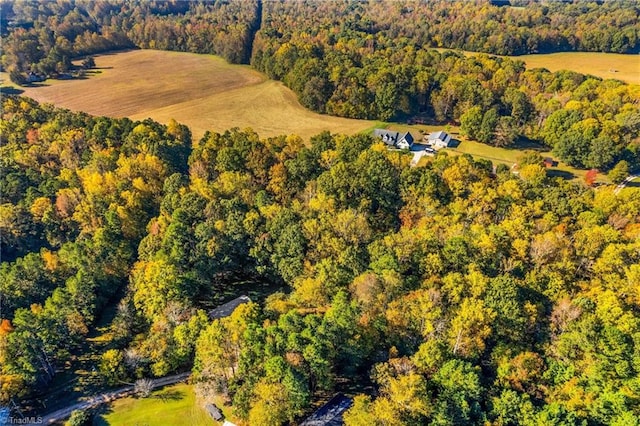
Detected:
[{"left": 0, "top": 49, "right": 373, "bottom": 141}]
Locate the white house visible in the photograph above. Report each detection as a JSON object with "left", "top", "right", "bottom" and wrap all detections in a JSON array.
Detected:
[
  {"left": 426, "top": 130, "right": 452, "bottom": 148},
  {"left": 373, "top": 129, "right": 414, "bottom": 149}
]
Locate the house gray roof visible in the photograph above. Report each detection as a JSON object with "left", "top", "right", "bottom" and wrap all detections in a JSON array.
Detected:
[
  {"left": 299, "top": 394, "right": 353, "bottom": 426},
  {"left": 205, "top": 403, "right": 223, "bottom": 421},
  {"left": 374, "top": 129, "right": 400, "bottom": 146},
  {"left": 373, "top": 129, "right": 414, "bottom": 147},
  {"left": 427, "top": 130, "right": 449, "bottom": 141},
  {"left": 208, "top": 295, "right": 251, "bottom": 319}
]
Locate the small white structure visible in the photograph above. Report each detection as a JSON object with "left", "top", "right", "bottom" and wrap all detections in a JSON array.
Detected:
[{"left": 426, "top": 130, "right": 452, "bottom": 148}]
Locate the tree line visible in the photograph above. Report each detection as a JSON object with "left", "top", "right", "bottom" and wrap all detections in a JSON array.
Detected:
[
  {"left": 251, "top": 1, "right": 639, "bottom": 171},
  {"left": 0, "top": 96, "right": 191, "bottom": 401},
  {"left": 2, "top": 96, "right": 640, "bottom": 424},
  {"left": 3, "top": 0, "right": 638, "bottom": 73},
  {"left": 2, "top": 1, "right": 638, "bottom": 171},
  {"left": 0, "top": 0, "right": 259, "bottom": 80}
]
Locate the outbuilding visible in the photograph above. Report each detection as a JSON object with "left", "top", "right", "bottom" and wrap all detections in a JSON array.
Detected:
[
  {"left": 208, "top": 295, "right": 251, "bottom": 320},
  {"left": 426, "top": 130, "right": 452, "bottom": 148},
  {"left": 205, "top": 403, "right": 223, "bottom": 421}
]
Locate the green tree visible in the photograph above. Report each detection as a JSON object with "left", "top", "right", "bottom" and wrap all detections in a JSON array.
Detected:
[
  {"left": 478, "top": 108, "right": 499, "bottom": 145},
  {"left": 460, "top": 106, "right": 484, "bottom": 141},
  {"left": 608, "top": 160, "right": 629, "bottom": 184},
  {"left": 99, "top": 349, "right": 127, "bottom": 386}
]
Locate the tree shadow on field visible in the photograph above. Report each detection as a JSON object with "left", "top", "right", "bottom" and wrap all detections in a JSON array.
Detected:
[
  {"left": 546, "top": 169, "right": 575, "bottom": 180},
  {"left": 0, "top": 86, "right": 24, "bottom": 95},
  {"left": 24, "top": 82, "right": 50, "bottom": 87},
  {"left": 154, "top": 389, "right": 185, "bottom": 402},
  {"left": 91, "top": 404, "right": 114, "bottom": 426},
  {"left": 513, "top": 137, "right": 547, "bottom": 151},
  {"left": 448, "top": 138, "right": 461, "bottom": 148}
]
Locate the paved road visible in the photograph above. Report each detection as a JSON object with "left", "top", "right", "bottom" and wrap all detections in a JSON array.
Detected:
[
  {"left": 41, "top": 372, "right": 190, "bottom": 424},
  {"left": 614, "top": 174, "right": 639, "bottom": 194}
]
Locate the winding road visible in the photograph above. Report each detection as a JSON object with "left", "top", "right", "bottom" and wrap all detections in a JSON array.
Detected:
[
  {"left": 614, "top": 174, "right": 639, "bottom": 194},
  {"left": 41, "top": 372, "right": 190, "bottom": 424}
]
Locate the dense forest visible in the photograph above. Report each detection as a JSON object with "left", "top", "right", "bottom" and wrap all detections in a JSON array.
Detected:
[
  {"left": 1, "top": 0, "right": 639, "bottom": 171},
  {"left": 1, "top": 1, "right": 640, "bottom": 425},
  {"left": 1, "top": 96, "right": 640, "bottom": 425}
]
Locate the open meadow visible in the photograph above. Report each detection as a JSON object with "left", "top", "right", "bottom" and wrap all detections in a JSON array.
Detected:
[
  {"left": 1, "top": 49, "right": 631, "bottom": 184},
  {"left": 435, "top": 49, "right": 639, "bottom": 85},
  {"left": 516, "top": 52, "right": 639, "bottom": 85},
  {"left": 0, "top": 49, "right": 373, "bottom": 141},
  {"left": 94, "top": 384, "right": 217, "bottom": 426}
]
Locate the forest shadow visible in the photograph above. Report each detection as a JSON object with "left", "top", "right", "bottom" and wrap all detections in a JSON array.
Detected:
[
  {"left": 546, "top": 169, "right": 575, "bottom": 180},
  {"left": 95, "top": 47, "right": 140, "bottom": 56},
  {"left": 154, "top": 389, "right": 185, "bottom": 402},
  {"left": 513, "top": 138, "right": 547, "bottom": 151},
  {"left": 627, "top": 180, "right": 640, "bottom": 188},
  {"left": 24, "top": 82, "right": 50, "bottom": 87},
  {"left": 92, "top": 404, "right": 115, "bottom": 426},
  {"left": 200, "top": 276, "right": 288, "bottom": 312},
  {"left": 0, "top": 86, "right": 24, "bottom": 95}
]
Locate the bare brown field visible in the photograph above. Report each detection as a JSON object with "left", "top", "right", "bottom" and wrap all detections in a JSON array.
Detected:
[
  {"left": 434, "top": 48, "right": 639, "bottom": 85},
  {"left": 0, "top": 49, "right": 373, "bottom": 141}
]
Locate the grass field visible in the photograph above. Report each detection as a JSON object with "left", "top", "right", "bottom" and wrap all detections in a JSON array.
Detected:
[
  {"left": 0, "top": 48, "right": 623, "bottom": 184},
  {"left": 0, "top": 49, "right": 373, "bottom": 141},
  {"left": 434, "top": 48, "right": 639, "bottom": 85},
  {"left": 95, "top": 384, "right": 218, "bottom": 426},
  {"left": 449, "top": 138, "right": 605, "bottom": 182},
  {"left": 516, "top": 52, "right": 639, "bottom": 85}
]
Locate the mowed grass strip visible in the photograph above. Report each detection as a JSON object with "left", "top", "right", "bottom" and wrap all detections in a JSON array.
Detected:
[
  {"left": 95, "top": 384, "right": 214, "bottom": 426},
  {"left": 0, "top": 49, "right": 373, "bottom": 141}
]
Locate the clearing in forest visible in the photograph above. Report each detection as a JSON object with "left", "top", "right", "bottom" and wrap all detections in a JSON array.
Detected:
[
  {"left": 95, "top": 384, "right": 214, "bottom": 426},
  {"left": 516, "top": 51, "right": 640, "bottom": 85},
  {"left": 434, "top": 49, "right": 639, "bottom": 85},
  {"left": 0, "top": 49, "right": 373, "bottom": 141}
]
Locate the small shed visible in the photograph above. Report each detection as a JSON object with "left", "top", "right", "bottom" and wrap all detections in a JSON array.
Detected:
[
  {"left": 205, "top": 403, "right": 223, "bottom": 421},
  {"left": 426, "top": 131, "right": 452, "bottom": 148},
  {"left": 543, "top": 157, "right": 558, "bottom": 168},
  {"left": 208, "top": 295, "right": 251, "bottom": 320}
]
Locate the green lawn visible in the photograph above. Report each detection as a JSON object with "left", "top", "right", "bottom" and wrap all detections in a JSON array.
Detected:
[
  {"left": 94, "top": 384, "right": 217, "bottom": 426},
  {"left": 448, "top": 138, "right": 522, "bottom": 165}
]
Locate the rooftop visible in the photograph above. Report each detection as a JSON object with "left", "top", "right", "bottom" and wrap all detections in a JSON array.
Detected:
[
  {"left": 208, "top": 295, "right": 251, "bottom": 320},
  {"left": 205, "top": 403, "right": 223, "bottom": 421},
  {"left": 427, "top": 130, "right": 448, "bottom": 140},
  {"left": 299, "top": 394, "right": 353, "bottom": 426}
]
